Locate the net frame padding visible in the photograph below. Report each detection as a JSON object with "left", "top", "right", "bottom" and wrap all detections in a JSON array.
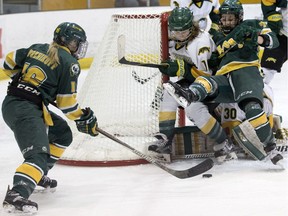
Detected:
[{"left": 59, "top": 12, "right": 170, "bottom": 166}]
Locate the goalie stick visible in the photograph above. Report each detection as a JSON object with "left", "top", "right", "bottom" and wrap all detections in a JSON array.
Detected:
[
  {"left": 97, "top": 127, "right": 214, "bottom": 179},
  {"left": 118, "top": 34, "right": 169, "bottom": 69}
]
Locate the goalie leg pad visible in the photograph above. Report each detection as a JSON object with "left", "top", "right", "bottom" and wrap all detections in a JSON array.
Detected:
[
  {"left": 173, "top": 126, "right": 214, "bottom": 155},
  {"left": 232, "top": 120, "right": 267, "bottom": 160}
]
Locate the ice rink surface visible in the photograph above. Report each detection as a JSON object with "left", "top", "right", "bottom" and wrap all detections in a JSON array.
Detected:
[
  {"left": 0, "top": 61, "right": 287, "bottom": 216},
  {"left": 0, "top": 3, "right": 287, "bottom": 215}
]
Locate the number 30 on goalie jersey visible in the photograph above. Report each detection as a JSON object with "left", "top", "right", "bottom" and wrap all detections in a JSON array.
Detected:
[{"left": 216, "top": 84, "right": 274, "bottom": 135}]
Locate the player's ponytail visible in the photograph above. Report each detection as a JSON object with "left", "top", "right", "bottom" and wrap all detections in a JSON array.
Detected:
[{"left": 47, "top": 42, "right": 60, "bottom": 65}]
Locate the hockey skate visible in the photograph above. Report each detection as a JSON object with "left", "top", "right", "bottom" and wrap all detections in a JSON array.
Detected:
[
  {"left": 163, "top": 81, "right": 199, "bottom": 108},
  {"left": 3, "top": 186, "right": 38, "bottom": 214},
  {"left": 148, "top": 133, "right": 172, "bottom": 162},
  {"left": 264, "top": 143, "right": 284, "bottom": 166},
  {"left": 34, "top": 175, "right": 57, "bottom": 193},
  {"left": 213, "top": 139, "right": 238, "bottom": 164}
]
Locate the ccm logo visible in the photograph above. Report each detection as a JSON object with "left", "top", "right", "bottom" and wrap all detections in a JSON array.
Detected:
[{"left": 17, "top": 83, "right": 41, "bottom": 96}]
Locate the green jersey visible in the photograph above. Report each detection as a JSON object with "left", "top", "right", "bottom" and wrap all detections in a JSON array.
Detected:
[
  {"left": 3, "top": 43, "right": 83, "bottom": 121},
  {"left": 210, "top": 19, "right": 279, "bottom": 76}
]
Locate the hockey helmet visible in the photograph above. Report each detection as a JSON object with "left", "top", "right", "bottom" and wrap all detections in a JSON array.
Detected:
[
  {"left": 168, "top": 7, "right": 195, "bottom": 45},
  {"left": 219, "top": 0, "right": 244, "bottom": 34},
  {"left": 53, "top": 22, "right": 88, "bottom": 59}
]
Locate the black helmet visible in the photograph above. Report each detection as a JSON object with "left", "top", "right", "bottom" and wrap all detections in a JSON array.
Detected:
[
  {"left": 53, "top": 22, "right": 88, "bottom": 59},
  {"left": 219, "top": 0, "right": 243, "bottom": 22},
  {"left": 219, "top": 0, "right": 244, "bottom": 34}
]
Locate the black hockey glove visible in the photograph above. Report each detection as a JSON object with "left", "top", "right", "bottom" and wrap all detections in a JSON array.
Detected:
[
  {"left": 75, "top": 107, "right": 98, "bottom": 137},
  {"left": 208, "top": 52, "right": 220, "bottom": 75}
]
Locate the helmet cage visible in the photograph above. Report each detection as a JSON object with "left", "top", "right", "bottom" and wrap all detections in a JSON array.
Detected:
[
  {"left": 170, "top": 28, "right": 193, "bottom": 45},
  {"left": 73, "top": 40, "right": 88, "bottom": 59}
]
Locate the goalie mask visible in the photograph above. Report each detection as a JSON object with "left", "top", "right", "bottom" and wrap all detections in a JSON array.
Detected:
[
  {"left": 168, "top": 7, "right": 197, "bottom": 45},
  {"left": 53, "top": 22, "right": 88, "bottom": 59},
  {"left": 219, "top": 0, "right": 244, "bottom": 34}
]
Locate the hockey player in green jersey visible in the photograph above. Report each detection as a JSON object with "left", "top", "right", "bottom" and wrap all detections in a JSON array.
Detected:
[
  {"left": 164, "top": 0, "right": 284, "bottom": 165},
  {"left": 260, "top": 0, "right": 287, "bottom": 84},
  {"left": 1, "top": 22, "right": 98, "bottom": 213}
]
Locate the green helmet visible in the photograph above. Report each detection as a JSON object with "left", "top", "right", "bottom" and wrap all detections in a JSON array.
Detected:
[
  {"left": 168, "top": 7, "right": 193, "bottom": 32},
  {"left": 53, "top": 22, "right": 88, "bottom": 59},
  {"left": 168, "top": 7, "right": 195, "bottom": 45},
  {"left": 219, "top": 0, "right": 244, "bottom": 22}
]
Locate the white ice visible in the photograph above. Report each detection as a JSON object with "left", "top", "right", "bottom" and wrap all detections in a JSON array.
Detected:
[{"left": 0, "top": 61, "right": 287, "bottom": 216}]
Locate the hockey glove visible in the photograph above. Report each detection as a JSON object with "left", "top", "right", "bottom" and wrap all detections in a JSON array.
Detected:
[
  {"left": 208, "top": 52, "right": 220, "bottom": 75},
  {"left": 233, "top": 25, "right": 259, "bottom": 44},
  {"left": 159, "top": 59, "right": 194, "bottom": 81},
  {"left": 159, "top": 59, "right": 184, "bottom": 77},
  {"left": 75, "top": 107, "right": 98, "bottom": 137},
  {"left": 266, "top": 11, "right": 283, "bottom": 34},
  {"left": 209, "top": 7, "right": 220, "bottom": 25}
]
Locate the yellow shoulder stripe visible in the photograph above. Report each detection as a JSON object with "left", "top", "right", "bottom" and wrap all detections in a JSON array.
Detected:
[{"left": 262, "top": 0, "right": 276, "bottom": 7}]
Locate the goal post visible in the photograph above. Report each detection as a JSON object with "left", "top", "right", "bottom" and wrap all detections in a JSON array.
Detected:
[{"left": 59, "top": 12, "right": 172, "bottom": 166}]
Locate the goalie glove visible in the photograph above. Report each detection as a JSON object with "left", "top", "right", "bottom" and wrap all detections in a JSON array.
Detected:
[{"left": 75, "top": 107, "right": 98, "bottom": 136}]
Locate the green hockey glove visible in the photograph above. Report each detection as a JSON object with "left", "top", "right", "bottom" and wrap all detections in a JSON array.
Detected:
[
  {"left": 158, "top": 59, "right": 184, "bottom": 77},
  {"left": 209, "top": 7, "right": 220, "bottom": 24},
  {"left": 266, "top": 11, "right": 283, "bottom": 34},
  {"left": 233, "top": 25, "right": 259, "bottom": 44},
  {"left": 159, "top": 59, "right": 194, "bottom": 79},
  {"left": 75, "top": 107, "right": 98, "bottom": 137},
  {"left": 208, "top": 52, "right": 220, "bottom": 75}
]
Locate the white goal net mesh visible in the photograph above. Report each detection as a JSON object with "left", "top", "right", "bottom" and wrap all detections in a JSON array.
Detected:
[{"left": 60, "top": 12, "right": 169, "bottom": 166}]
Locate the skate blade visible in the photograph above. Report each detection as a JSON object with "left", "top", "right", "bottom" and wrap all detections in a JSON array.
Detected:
[
  {"left": 215, "top": 153, "right": 238, "bottom": 164},
  {"left": 163, "top": 83, "right": 189, "bottom": 108},
  {"left": 148, "top": 152, "right": 171, "bottom": 163},
  {"left": 3, "top": 204, "right": 37, "bottom": 215},
  {"left": 178, "top": 97, "right": 189, "bottom": 108},
  {"left": 163, "top": 83, "right": 175, "bottom": 95},
  {"left": 34, "top": 186, "right": 56, "bottom": 194}
]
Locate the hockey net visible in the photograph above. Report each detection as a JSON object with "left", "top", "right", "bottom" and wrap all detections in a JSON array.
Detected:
[{"left": 59, "top": 12, "right": 171, "bottom": 166}]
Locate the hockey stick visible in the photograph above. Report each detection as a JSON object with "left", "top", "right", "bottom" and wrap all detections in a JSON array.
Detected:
[
  {"left": 118, "top": 34, "right": 169, "bottom": 69},
  {"left": 173, "top": 152, "right": 215, "bottom": 160},
  {"left": 97, "top": 127, "right": 214, "bottom": 179}
]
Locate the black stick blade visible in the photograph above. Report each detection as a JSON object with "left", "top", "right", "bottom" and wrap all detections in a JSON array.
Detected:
[{"left": 171, "top": 158, "right": 214, "bottom": 179}]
